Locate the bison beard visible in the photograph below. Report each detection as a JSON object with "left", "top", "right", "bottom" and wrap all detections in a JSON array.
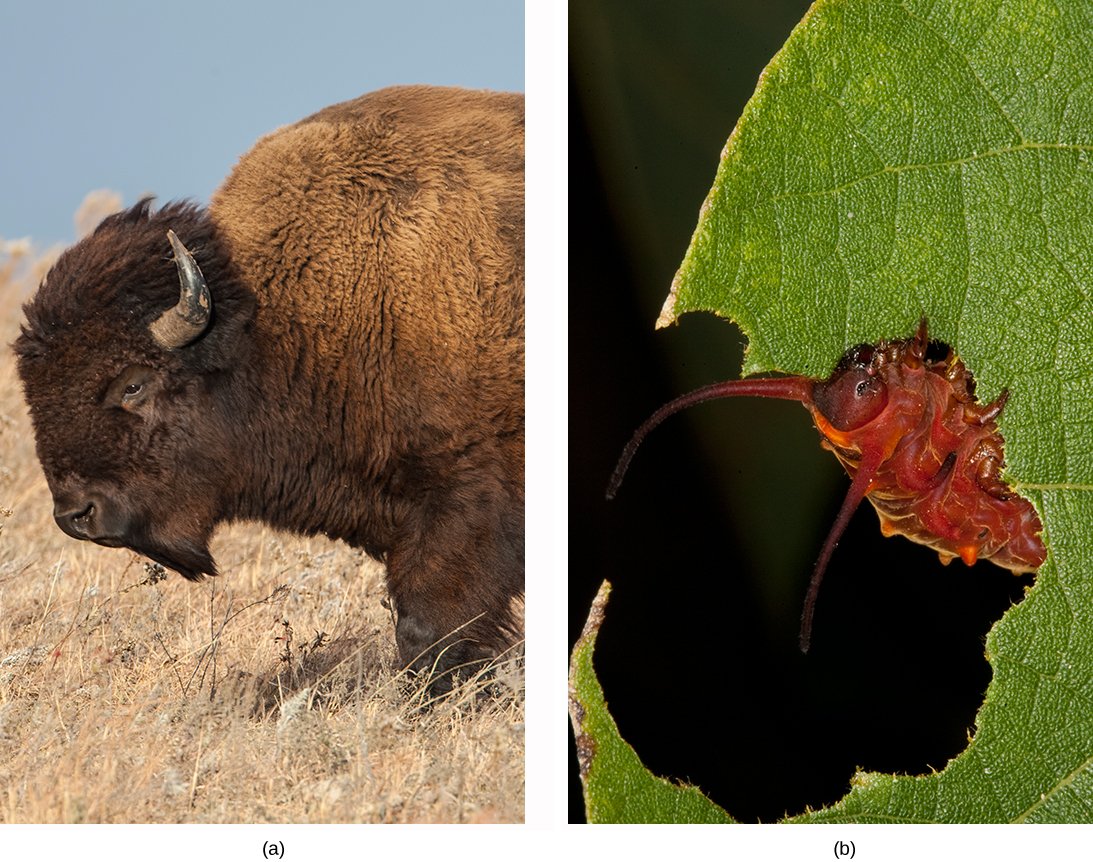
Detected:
[
  {"left": 15, "top": 85, "right": 525, "bottom": 691},
  {"left": 119, "top": 529, "right": 218, "bottom": 584}
]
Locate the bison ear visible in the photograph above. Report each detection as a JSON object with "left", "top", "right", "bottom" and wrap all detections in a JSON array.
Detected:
[{"left": 151, "top": 230, "right": 213, "bottom": 350}]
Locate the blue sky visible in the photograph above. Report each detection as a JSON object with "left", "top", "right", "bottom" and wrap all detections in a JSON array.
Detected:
[{"left": 1, "top": 0, "right": 524, "bottom": 246}]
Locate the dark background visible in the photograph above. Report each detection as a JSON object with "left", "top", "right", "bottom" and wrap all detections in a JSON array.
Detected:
[{"left": 568, "top": 1, "right": 1033, "bottom": 823}]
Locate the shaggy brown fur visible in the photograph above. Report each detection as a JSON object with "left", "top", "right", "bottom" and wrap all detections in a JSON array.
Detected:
[{"left": 15, "top": 85, "right": 524, "bottom": 685}]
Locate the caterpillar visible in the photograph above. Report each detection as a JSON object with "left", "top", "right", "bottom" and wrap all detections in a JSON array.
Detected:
[{"left": 608, "top": 318, "right": 1046, "bottom": 651}]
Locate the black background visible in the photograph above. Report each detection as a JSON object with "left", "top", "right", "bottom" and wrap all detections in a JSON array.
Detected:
[{"left": 568, "top": 1, "right": 1033, "bottom": 823}]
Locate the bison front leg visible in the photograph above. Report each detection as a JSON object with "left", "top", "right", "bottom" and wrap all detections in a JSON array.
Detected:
[{"left": 386, "top": 485, "right": 524, "bottom": 691}]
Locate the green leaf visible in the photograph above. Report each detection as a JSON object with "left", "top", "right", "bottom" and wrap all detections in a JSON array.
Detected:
[
  {"left": 568, "top": 582, "right": 735, "bottom": 823},
  {"left": 586, "top": 0, "right": 1093, "bottom": 822}
]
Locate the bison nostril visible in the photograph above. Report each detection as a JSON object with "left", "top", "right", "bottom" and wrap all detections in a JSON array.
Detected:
[
  {"left": 54, "top": 500, "right": 99, "bottom": 539},
  {"left": 52, "top": 495, "right": 129, "bottom": 546}
]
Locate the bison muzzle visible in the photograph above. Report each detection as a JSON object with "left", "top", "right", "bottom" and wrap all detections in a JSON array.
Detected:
[{"left": 15, "top": 85, "right": 525, "bottom": 688}]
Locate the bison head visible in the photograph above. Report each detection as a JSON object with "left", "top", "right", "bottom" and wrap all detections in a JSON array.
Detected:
[{"left": 14, "top": 200, "right": 257, "bottom": 579}]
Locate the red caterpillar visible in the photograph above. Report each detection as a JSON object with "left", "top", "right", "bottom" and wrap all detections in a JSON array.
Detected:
[{"left": 608, "top": 319, "right": 1046, "bottom": 652}]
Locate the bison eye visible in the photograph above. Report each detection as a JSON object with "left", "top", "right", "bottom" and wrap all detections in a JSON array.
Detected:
[{"left": 106, "top": 364, "right": 158, "bottom": 408}]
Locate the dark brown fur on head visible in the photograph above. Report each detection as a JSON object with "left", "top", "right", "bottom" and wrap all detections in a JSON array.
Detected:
[
  {"left": 19, "top": 199, "right": 254, "bottom": 364},
  {"left": 16, "top": 200, "right": 257, "bottom": 580}
]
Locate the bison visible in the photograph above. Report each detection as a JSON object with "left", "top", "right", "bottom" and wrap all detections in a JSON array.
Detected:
[{"left": 14, "top": 85, "right": 524, "bottom": 686}]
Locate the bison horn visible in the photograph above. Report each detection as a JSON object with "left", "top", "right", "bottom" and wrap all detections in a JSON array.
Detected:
[{"left": 151, "top": 230, "right": 212, "bottom": 349}]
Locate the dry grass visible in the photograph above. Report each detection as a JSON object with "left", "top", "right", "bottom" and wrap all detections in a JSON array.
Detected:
[{"left": 0, "top": 206, "right": 525, "bottom": 824}]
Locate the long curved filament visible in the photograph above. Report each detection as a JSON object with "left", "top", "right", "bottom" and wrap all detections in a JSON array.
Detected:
[
  {"left": 606, "top": 377, "right": 814, "bottom": 500},
  {"left": 798, "top": 447, "right": 885, "bottom": 653}
]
